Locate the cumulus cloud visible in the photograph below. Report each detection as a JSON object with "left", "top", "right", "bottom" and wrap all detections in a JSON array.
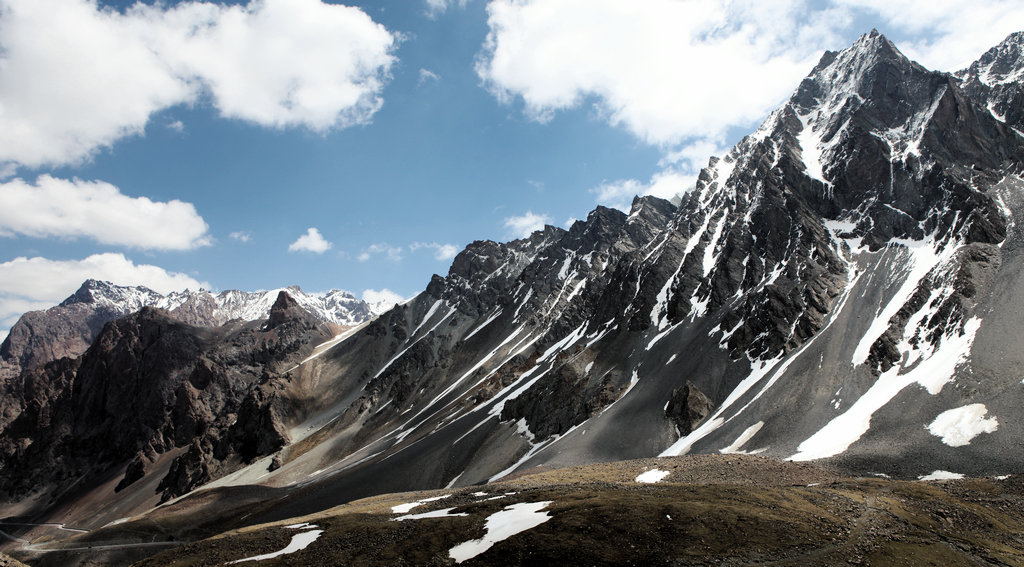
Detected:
[
  {"left": 411, "top": 241, "right": 460, "bottom": 260},
  {"left": 288, "top": 227, "right": 333, "bottom": 254},
  {"left": 837, "top": 0, "right": 1024, "bottom": 70},
  {"left": 476, "top": 0, "right": 1024, "bottom": 149},
  {"left": 0, "top": 0, "right": 397, "bottom": 170},
  {"left": 0, "top": 253, "right": 207, "bottom": 337},
  {"left": 0, "top": 175, "right": 210, "bottom": 250},
  {"left": 358, "top": 243, "right": 404, "bottom": 262},
  {"left": 477, "top": 0, "right": 826, "bottom": 146},
  {"left": 361, "top": 288, "right": 406, "bottom": 310},
  {"left": 229, "top": 231, "right": 252, "bottom": 243},
  {"left": 503, "top": 211, "right": 552, "bottom": 239}
]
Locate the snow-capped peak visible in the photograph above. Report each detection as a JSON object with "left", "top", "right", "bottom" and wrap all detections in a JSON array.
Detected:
[
  {"left": 60, "top": 280, "right": 377, "bottom": 327},
  {"left": 957, "top": 31, "right": 1024, "bottom": 88}
]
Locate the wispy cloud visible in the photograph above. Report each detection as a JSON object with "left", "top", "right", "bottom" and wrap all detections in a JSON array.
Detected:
[
  {"left": 288, "top": 227, "right": 333, "bottom": 254},
  {"left": 229, "top": 231, "right": 251, "bottom": 243},
  {"left": 503, "top": 211, "right": 551, "bottom": 239},
  {"left": 411, "top": 241, "right": 459, "bottom": 260},
  {"left": 424, "top": 0, "right": 470, "bottom": 18},
  {"left": 0, "top": 175, "right": 210, "bottom": 250},
  {"left": 418, "top": 68, "right": 441, "bottom": 85},
  {"left": 358, "top": 242, "right": 404, "bottom": 262},
  {"left": 0, "top": 0, "right": 398, "bottom": 170}
]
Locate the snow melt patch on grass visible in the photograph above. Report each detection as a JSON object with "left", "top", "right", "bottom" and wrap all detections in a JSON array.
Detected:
[
  {"left": 918, "top": 470, "right": 965, "bottom": 481},
  {"left": 392, "top": 508, "right": 468, "bottom": 522},
  {"left": 391, "top": 494, "right": 451, "bottom": 514},
  {"left": 227, "top": 530, "right": 324, "bottom": 564},
  {"left": 635, "top": 469, "right": 671, "bottom": 484},
  {"left": 449, "top": 502, "right": 553, "bottom": 564},
  {"left": 927, "top": 404, "right": 998, "bottom": 447}
]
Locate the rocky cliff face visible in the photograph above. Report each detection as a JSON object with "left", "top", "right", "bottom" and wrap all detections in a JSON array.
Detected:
[
  {"left": 0, "top": 291, "right": 331, "bottom": 503},
  {"left": 957, "top": 31, "right": 1024, "bottom": 131}
]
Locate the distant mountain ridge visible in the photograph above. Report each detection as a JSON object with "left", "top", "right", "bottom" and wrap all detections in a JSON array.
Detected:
[{"left": 0, "top": 279, "right": 392, "bottom": 378}]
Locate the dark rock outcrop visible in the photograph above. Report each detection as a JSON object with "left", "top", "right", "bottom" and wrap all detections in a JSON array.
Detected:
[
  {"left": 665, "top": 382, "right": 715, "bottom": 436},
  {"left": 0, "top": 292, "right": 331, "bottom": 502}
]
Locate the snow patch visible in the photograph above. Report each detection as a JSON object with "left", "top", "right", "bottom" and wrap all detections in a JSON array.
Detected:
[
  {"left": 918, "top": 470, "right": 964, "bottom": 481},
  {"left": 393, "top": 508, "right": 468, "bottom": 522},
  {"left": 927, "top": 404, "right": 998, "bottom": 447},
  {"left": 448, "top": 502, "right": 553, "bottom": 563},
  {"left": 797, "top": 113, "right": 830, "bottom": 186},
  {"left": 227, "top": 530, "right": 323, "bottom": 563},
  {"left": 635, "top": 469, "right": 671, "bottom": 484},
  {"left": 391, "top": 494, "right": 451, "bottom": 514},
  {"left": 719, "top": 421, "right": 765, "bottom": 455}
]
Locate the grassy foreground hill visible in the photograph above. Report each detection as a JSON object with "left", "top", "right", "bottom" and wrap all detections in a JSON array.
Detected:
[{"left": 11, "top": 455, "right": 1019, "bottom": 566}]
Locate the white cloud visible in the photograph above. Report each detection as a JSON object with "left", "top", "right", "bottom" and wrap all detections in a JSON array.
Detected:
[
  {"left": 476, "top": 0, "right": 1024, "bottom": 149},
  {"left": 288, "top": 227, "right": 333, "bottom": 254},
  {"left": 592, "top": 170, "right": 696, "bottom": 212},
  {"left": 836, "top": 0, "right": 1024, "bottom": 70},
  {"left": 411, "top": 241, "right": 460, "bottom": 260},
  {"left": 0, "top": 253, "right": 207, "bottom": 337},
  {"left": 0, "top": 0, "right": 397, "bottom": 169},
  {"left": 229, "top": 231, "right": 252, "bottom": 243},
  {"left": 361, "top": 288, "right": 406, "bottom": 309},
  {"left": 477, "top": 0, "right": 826, "bottom": 147},
  {"left": 425, "top": 0, "right": 470, "bottom": 17},
  {"left": 0, "top": 175, "right": 210, "bottom": 250},
  {"left": 359, "top": 243, "right": 404, "bottom": 262},
  {"left": 418, "top": 68, "right": 441, "bottom": 85},
  {"left": 167, "top": 120, "right": 185, "bottom": 133},
  {"left": 503, "top": 211, "right": 552, "bottom": 239}
]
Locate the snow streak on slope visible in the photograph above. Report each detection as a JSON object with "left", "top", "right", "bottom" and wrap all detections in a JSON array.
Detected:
[{"left": 791, "top": 317, "right": 982, "bottom": 461}]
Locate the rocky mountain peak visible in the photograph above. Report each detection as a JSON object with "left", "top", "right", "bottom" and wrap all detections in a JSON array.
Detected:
[
  {"left": 267, "top": 290, "right": 306, "bottom": 328},
  {"left": 956, "top": 31, "right": 1024, "bottom": 130},
  {"left": 59, "top": 279, "right": 161, "bottom": 308},
  {"left": 960, "top": 31, "right": 1024, "bottom": 87}
]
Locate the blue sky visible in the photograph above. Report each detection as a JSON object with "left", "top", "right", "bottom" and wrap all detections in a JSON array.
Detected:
[{"left": 1, "top": 0, "right": 1022, "bottom": 340}]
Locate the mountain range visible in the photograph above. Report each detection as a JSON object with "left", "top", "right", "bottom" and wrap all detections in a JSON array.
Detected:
[
  {"left": 0, "top": 279, "right": 393, "bottom": 380},
  {"left": 3, "top": 29, "right": 1024, "bottom": 566}
]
